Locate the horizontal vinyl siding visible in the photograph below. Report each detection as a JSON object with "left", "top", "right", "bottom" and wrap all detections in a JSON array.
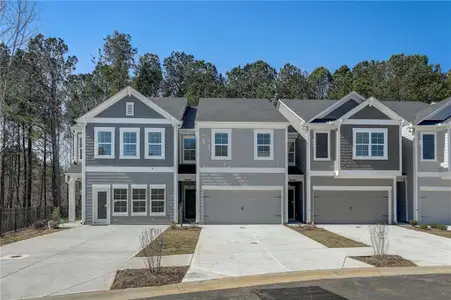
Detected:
[{"left": 85, "top": 172, "right": 174, "bottom": 225}]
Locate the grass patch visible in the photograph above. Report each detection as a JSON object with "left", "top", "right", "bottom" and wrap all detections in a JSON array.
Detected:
[
  {"left": 351, "top": 255, "right": 416, "bottom": 267},
  {"left": 287, "top": 225, "right": 369, "bottom": 248},
  {"left": 111, "top": 267, "right": 188, "bottom": 289},
  {"left": 404, "top": 226, "right": 451, "bottom": 239},
  {"left": 0, "top": 228, "right": 64, "bottom": 246},
  {"left": 136, "top": 227, "right": 201, "bottom": 257}
]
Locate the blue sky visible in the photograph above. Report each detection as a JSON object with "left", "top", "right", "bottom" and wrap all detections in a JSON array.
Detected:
[{"left": 37, "top": 1, "right": 451, "bottom": 75}]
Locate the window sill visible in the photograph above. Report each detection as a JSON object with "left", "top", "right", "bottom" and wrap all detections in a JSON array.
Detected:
[
  {"left": 94, "top": 156, "right": 115, "bottom": 159},
  {"left": 145, "top": 156, "right": 166, "bottom": 160},
  {"left": 421, "top": 159, "right": 437, "bottom": 162},
  {"left": 131, "top": 213, "right": 147, "bottom": 217},
  {"left": 313, "top": 158, "right": 330, "bottom": 161},
  {"left": 112, "top": 213, "right": 128, "bottom": 217},
  {"left": 353, "top": 157, "right": 388, "bottom": 161},
  {"left": 119, "top": 156, "right": 140, "bottom": 159},
  {"left": 254, "top": 157, "right": 274, "bottom": 161},
  {"left": 212, "top": 157, "right": 231, "bottom": 160},
  {"left": 150, "top": 213, "right": 166, "bottom": 217}
]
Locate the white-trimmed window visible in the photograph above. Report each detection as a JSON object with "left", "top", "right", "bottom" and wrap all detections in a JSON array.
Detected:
[
  {"left": 120, "top": 128, "right": 140, "bottom": 159},
  {"left": 212, "top": 129, "right": 231, "bottom": 160},
  {"left": 77, "top": 133, "right": 83, "bottom": 160},
  {"left": 112, "top": 185, "right": 128, "bottom": 216},
  {"left": 131, "top": 184, "right": 147, "bottom": 216},
  {"left": 353, "top": 128, "right": 388, "bottom": 160},
  {"left": 94, "top": 127, "right": 115, "bottom": 159},
  {"left": 254, "top": 129, "right": 274, "bottom": 160},
  {"left": 183, "top": 136, "right": 196, "bottom": 163},
  {"left": 288, "top": 140, "right": 296, "bottom": 165},
  {"left": 150, "top": 184, "right": 166, "bottom": 216},
  {"left": 126, "top": 102, "right": 134, "bottom": 116},
  {"left": 145, "top": 128, "right": 165, "bottom": 159},
  {"left": 314, "top": 131, "right": 330, "bottom": 161},
  {"left": 421, "top": 132, "right": 436, "bottom": 161}
]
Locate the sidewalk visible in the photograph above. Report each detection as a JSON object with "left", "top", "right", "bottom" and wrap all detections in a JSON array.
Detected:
[{"left": 29, "top": 266, "right": 451, "bottom": 300}]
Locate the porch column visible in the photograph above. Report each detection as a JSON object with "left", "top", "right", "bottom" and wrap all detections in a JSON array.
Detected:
[{"left": 67, "top": 176, "right": 76, "bottom": 222}]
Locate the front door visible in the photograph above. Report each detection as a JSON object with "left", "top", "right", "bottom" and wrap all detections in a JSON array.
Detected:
[
  {"left": 184, "top": 188, "right": 196, "bottom": 220},
  {"left": 288, "top": 187, "right": 295, "bottom": 220},
  {"left": 93, "top": 186, "right": 109, "bottom": 224}
]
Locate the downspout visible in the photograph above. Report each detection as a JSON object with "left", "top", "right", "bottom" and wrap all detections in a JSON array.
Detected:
[
  {"left": 305, "top": 128, "right": 311, "bottom": 223},
  {"left": 173, "top": 118, "right": 182, "bottom": 223},
  {"left": 335, "top": 119, "right": 342, "bottom": 177},
  {"left": 413, "top": 128, "right": 418, "bottom": 221}
]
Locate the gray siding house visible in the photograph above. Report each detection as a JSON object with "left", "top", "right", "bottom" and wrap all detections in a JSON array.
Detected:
[
  {"left": 410, "top": 98, "right": 451, "bottom": 224},
  {"left": 195, "top": 98, "right": 291, "bottom": 224},
  {"left": 278, "top": 92, "right": 426, "bottom": 224}
]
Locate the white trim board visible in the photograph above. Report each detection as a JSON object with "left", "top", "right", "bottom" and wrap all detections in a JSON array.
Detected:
[
  {"left": 417, "top": 172, "right": 451, "bottom": 178},
  {"left": 307, "top": 91, "right": 365, "bottom": 123},
  {"left": 90, "top": 118, "right": 171, "bottom": 124},
  {"left": 85, "top": 166, "right": 174, "bottom": 173},
  {"left": 420, "top": 132, "right": 437, "bottom": 162},
  {"left": 415, "top": 98, "right": 451, "bottom": 125},
  {"left": 254, "top": 129, "right": 274, "bottom": 160},
  {"left": 211, "top": 129, "right": 232, "bottom": 160},
  {"left": 199, "top": 167, "right": 286, "bottom": 173},
  {"left": 76, "top": 86, "right": 182, "bottom": 125},
  {"left": 313, "top": 130, "right": 330, "bottom": 161},
  {"left": 342, "top": 119, "right": 401, "bottom": 125},
  {"left": 310, "top": 170, "right": 401, "bottom": 178},
  {"left": 196, "top": 122, "right": 289, "bottom": 129},
  {"left": 420, "top": 186, "right": 451, "bottom": 192},
  {"left": 338, "top": 97, "right": 405, "bottom": 122}
]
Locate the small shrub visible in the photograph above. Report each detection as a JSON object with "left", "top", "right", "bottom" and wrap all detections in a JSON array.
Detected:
[
  {"left": 139, "top": 228, "right": 164, "bottom": 275},
  {"left": 47, "top": 220, "right": 59, "bottom": 229},
  {"left": 419, "top": 224, "right": 428, "bottom": 230},
  {"left": 51, "top": 207, "right": 61, "bottom": 223},
  {"left": 435, "top": 224, "right": 448, "bottom": 231},
  {"left": 32, "top": 220, "right": 47, "bottom": 229},
  {"left": 170, "top": 222, "right": 177, "bottom": 229},
  {"left": 409, "top": 220, "right": 418, "bottom": 227},
  {"left": 189, "top": 221, "right": 200, "bottom": 228},
  {"left": 430, "top": 223, "right": 438, "bottom": 229},
  {"left": 369, "top": 224, "right": 389, "bottom": 256}
]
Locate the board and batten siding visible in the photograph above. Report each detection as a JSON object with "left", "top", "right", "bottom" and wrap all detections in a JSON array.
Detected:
[
  {"left": 340, "top": 124, "right": 400, "bottom": 170},
  {"left": 85, "top": 172, "right": 174, "bottom": 225},
  {"left": 85, "top": 123, "right": 174, "bottom": 167}
]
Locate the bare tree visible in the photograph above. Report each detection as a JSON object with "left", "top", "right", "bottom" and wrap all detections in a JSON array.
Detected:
[
  {"left": 139, "top": 228, "right": 164, "bottom": 275},
  {"left": 369, "top": 224, "right": 389, "bottom": 257}
]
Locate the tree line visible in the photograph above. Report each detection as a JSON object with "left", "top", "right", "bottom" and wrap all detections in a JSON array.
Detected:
[{"left": 1, "top": 2, "right": 450, "bottom": 211}]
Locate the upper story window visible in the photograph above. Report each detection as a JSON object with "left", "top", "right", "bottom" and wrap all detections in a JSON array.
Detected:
[
  {"left": 352, "top": 128, "right": 388, "bottom": 160},
  {"left": 126, "top": 102, "right": 134, "bottom": 116},
  {"left": 145, "top": 128, "right": 165, "bottom": 159},
  {"left": 77, "top": 133, "right": 83, "bottom": 160},
  {"left": 119, "top": 128, "right": 140, "bottom": 159},
  {"left": 212, "top": 129, "right": 231, "bottom": 160},
  {"left": 254, "top": 129, "right": 274, "bottom": 160},
  {"left": 288, "top": 140, "right": 295, "bottom": 165},
  {"left": 314, "top": 131, "right": 330, "bottom": 161},
  {"left": 183, "top": 136, "right": 196, "bottom": 163},
  {"left": 94, "top": 127, "right": 115, "bottom": 159},
  {"left": 421, "top": 132, "right": 436, "bottom": 161}
]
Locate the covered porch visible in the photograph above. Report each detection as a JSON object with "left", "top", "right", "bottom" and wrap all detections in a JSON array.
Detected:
[{"left": 65, "top": 163, "right": 82, "bottom": 222}]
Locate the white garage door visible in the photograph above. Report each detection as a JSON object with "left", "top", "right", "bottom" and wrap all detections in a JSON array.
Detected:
[{"left": 420, "top": 189, "right": 451, "bottom": 224}]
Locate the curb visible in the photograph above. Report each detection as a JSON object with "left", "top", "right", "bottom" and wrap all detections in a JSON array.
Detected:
[{"left": 30, "top": 266, "right": 451, "bottom": 300}]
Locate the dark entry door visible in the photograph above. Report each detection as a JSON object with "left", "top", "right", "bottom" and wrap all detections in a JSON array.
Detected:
[
  {"left": 185, "top": 189, "right": 196, "bottom": 220},
  {"left": 288, "top": 188, "right": 295, "bottom": 220},
  {"left": 97, "top": 191, "right": 107, "bottom": 219}
]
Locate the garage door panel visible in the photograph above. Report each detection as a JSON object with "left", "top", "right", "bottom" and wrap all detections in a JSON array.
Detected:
[
  {"left": 203, "top": 190, "right": 281, "bottom": 224},
  {"left": 314, "top": 190, "right": 388, "bottom": 224},
  {"left": 420, "top": 191, "right": 451, "bottom": 224}
]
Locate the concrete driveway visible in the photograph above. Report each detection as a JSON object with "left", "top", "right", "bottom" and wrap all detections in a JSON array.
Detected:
[
  {"left": 320, "top": 225, "right": 451, "bottom": 266},
  {"left": 183, "top": 225, "right": 370, "bottom": 282},
  {"left": 0, "top": 224, "right": 167, "bottom": 300}
]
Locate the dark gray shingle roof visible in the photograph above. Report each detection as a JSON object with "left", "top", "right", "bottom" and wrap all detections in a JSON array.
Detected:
[
  {"left": 382, "top": 101, "right": 431, "bottom": 122},
  {"left": 181, "top": 107, "right": 197, "bottom": 129},
  {"left": 66, "top": 163, "right": 81, "bottom": 174},
  {"left": 280, "top": 99, "right": 338, "bottom": 122},
  {"left": 197, "top": 98, "right": 288, "bottom": 122},
  {"left": 150, "top": 97, "right": 187, "bottom": 121},
  {"left": 414, "top": 97, "right": 451, "bottom": 124}
]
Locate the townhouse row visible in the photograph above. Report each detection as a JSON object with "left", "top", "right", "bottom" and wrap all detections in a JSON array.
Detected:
[{"left": 65, "top": 87, "right": 451, "bottom": 225}]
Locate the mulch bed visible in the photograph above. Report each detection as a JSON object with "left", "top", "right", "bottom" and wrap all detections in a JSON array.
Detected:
[
  {"left": 351, "top": 255, "right": 416, "bottom": 267},
  {"left": 111, "top": 267, "right": 189, "bottom": 289}
]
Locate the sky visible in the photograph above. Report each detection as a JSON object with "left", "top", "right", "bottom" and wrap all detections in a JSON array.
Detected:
[{"left": 37, "top": 1, "right": 451, "bottom": 75}]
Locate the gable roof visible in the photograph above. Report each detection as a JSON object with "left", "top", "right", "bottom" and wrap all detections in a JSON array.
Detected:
[
  {"left": 414, "top": 97, "right": 451, "bottom": 125},
  {"left": 308, "top": 91, "right": 366, "bottom": 122},
  {"left": 382, "top": 101, "right": 430, "bottom": 123},
  {"left": 339, "top": 97, "right": 405, "bottom": 121},
  {"left": 197, "top": 98, "right": 288, "bottom": 122},
  {"left": 280, "top": 99, "right": 338, "bottom": 122},
  {"left": 76, "top": 86, "right": 185, "bottom": 124},
  {"left": 151, "top": 97, "right": 187, "bottom": 121}
]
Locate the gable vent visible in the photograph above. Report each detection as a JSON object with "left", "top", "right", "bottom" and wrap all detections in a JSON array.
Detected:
[{"left": 126, "top": 102, "right": 134, "bottom": 116}]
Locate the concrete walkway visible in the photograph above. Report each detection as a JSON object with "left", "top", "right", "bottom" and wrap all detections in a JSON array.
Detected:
[
  {"left": 319, "top": 225, "right": 451, "bottom": 266},
  {"left": 121, "top": 254, "right": 193, "bottom": 269},
  {"left": 0, "top": 225, "right": 167, "bottom": 300},
  {"left": 183, "top": 225, "right": 372, "bottom": 282}
]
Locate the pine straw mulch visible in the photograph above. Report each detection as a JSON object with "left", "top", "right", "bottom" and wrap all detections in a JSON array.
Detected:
[{"left": 111, "top": 267, "right": 189, "bottom": 289}]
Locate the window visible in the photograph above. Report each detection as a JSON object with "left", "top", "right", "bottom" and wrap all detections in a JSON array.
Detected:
[
  {"left": 254, "top": 129, "right": 274, "bottom": 160},
  {"left": 126, "top": 102, "right": 134, "bottom": 116},
  {"left": 131, "top": 185, "right": 147, "bottom": 216},
  {"left": 183, "top": 136, "right": 196, "bottom": 163},
  {"left": 288, "top": 140, "right": 296, "bottom": 165},
  {"left": 150, "top": 184, "right": 165, "bottom": 216},
  {"left": 94, "top": 127, "right": 115, "bottom": 158},
  {"left": 421, "top": 132, "right": 436, "bottom": 161},
  {"left": 113, "top": 185, "right": 128, "bottom": 216},
  {"left": 77, "top": 133, "right": 83, "bottom": 160},
  {"left": 145, "top": 128, "right": 165, "bottom": 159},
  {"left": 353, "top": 128, "right": 388, "bottom": 160},
  {"left": 212, "top": 129, "right": 231, "bottom": 160},
  {"left": 314, "top": 131, "right": 330, "bottom": 161},
  {"left": 119, "top": 128, "right": 140, "bottom": 159}
]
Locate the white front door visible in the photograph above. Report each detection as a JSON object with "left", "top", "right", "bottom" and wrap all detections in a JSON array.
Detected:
[{"left": 93, "top": 185, "right": 110, "bottom": 224}]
